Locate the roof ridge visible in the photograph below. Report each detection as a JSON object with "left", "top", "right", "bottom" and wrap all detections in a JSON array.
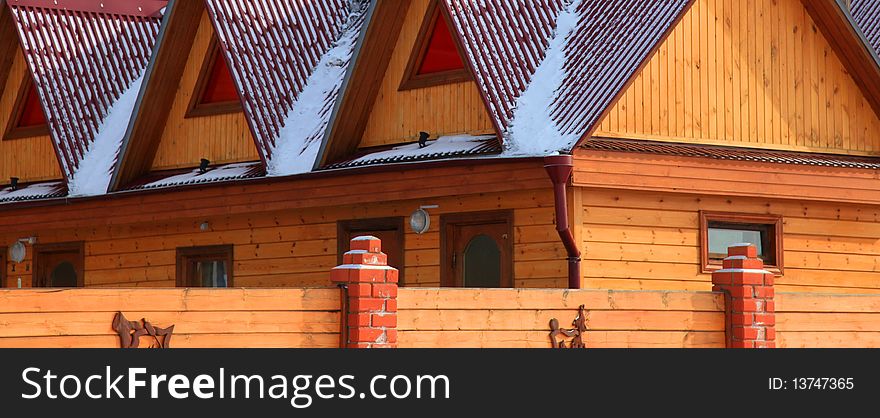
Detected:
[{"left": 6, "top": 0, "right": 167, "bottom": 18}]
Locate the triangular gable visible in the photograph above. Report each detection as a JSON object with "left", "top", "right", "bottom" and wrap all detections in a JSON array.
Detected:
[
  {"left": 594, "top": 0, "right": 880, "bottom": 155},
  {"left": 320, "top": 0, "right": 691, "bottom": 165},
  {"left": 6, "top": 0, "right": 165, "bottom": 195},
  {"left": 113, "top": 0, "right": 366, "bottom": 188},
  {"left": 147, "top": 9, "right": 257, "bottom": 172}
]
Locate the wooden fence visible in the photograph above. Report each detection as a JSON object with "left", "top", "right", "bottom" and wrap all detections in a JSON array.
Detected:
[
  {"left": 0, "top": 288, "right": 340, "bottom": 348},
  {"left": 777, "top": 292, "right": 880, "bottom": 348},
  {"left": 397, "top": 288, "right": 726, "bottom": 348}
]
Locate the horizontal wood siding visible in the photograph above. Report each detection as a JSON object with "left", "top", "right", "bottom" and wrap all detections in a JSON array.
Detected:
[
  {"left": 397, "top": 288, "right": 725, "bottom": 348},
  {"left": 0, "top": 46, "right": 61, "bottom": 183},
  {"left": 358, "top": 0, "right": 495, "bottom": 149},
  {"left": 578, "top": 185, "right": 880, "bottom": 294},
  {"left": 0, "top": 163, "right": 563, "bottom": 289},
  {"left": 0, "top": 288, "right": 340, "bottom": 348},
  {"left": 595, "top": 0, "right": 880, "bottom": 155},
  {"left": 150, "top": 10, "right": 258, "bottom": 171},
  {"left": 777, "top": 292, "right": 880, "bottom": 347}
]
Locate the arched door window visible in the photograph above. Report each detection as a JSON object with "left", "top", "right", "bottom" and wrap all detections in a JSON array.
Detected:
[{"left": 442, "top": 211, "right": 512, "bottom": 288}]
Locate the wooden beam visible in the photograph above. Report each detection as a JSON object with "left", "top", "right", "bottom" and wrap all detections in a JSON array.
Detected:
[
  {"left": 109, "top": 0, "right": 205, "bottom": 191},
  {"left": 317, "top": 0, "right": 411, "bottom": 167}
]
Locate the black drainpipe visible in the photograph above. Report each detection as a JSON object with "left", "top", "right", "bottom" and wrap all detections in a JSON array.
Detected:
[{"left": 544, "top": 155, "right": 581, "bottom": 289}]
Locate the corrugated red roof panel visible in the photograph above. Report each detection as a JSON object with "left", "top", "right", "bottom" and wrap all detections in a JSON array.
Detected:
[
  {"left": 7, "top": 0, "right": 164, "bottom": 181},
  {"left": 443, "top": 0, "right": 690, "bottom": 153},
  {"left": 204, "top": 0, "right": 360, "bottom": 163},
  {"left": 582, "top": 137, "right": 880, "bottom": 170},
  {"left": 851, "top": 0, "right": 880, "bottom": 54}
]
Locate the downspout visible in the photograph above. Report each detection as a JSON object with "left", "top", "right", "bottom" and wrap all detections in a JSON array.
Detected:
[{"left": 544, "top": 155, "right": 581, "bottom": 289}]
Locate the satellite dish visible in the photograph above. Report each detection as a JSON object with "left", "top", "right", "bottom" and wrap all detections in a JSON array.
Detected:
[{"left": 9, "top": 241, "right": 26, "bottom": 263}]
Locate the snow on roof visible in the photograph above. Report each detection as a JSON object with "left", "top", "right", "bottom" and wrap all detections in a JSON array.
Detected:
[
  {"left": 7, "top": 1, "right": 163, "bottom": 191},
  {"left": 445, "top": 0, "right": 690, "bottom": 155},
  {"left": 0, "top": 181, "right": 66, "bottom": 204},
  {"left": 326, "top": 134, "right": 501, "bottom": 170},
  {"left": 205, "top": 0, "right": 368, "bottom": 173},
  {"left": 267, "top": 8, "right": 367, "bottom": 176},
  {"left": 126, "top": 162, "right": 265, "bottom": 191}
]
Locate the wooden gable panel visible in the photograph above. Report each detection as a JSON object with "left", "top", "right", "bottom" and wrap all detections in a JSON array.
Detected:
[
  {"left": 358, "top": 0, "right": 494, "bottom": 149},
  {"left": 150, "top": 10, "right": 258, "bottom": 171},
  {"left": 0, "top": 47, "right": 61, "bottom": 184},
  {"left": 594, "top": 0, "right": 880, "bottom": 155}
]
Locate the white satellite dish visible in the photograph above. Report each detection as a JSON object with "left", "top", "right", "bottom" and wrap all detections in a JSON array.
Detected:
[{"left": 9, "top": 241, "right": 26, "bottom": 263}]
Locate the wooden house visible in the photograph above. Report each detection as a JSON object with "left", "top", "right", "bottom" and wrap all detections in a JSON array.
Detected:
[{"left": 3, "top": 0, "right": 880, "bottom": 297}]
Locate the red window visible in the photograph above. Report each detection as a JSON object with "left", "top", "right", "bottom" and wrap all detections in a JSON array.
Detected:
[
  {"left": 187, "top": 39, "right": 242, "bottom": 118},
  {"left": 399, "top": 1, "right": 471, "bottom": 91},
  {"left": 417, "top": 13, "right": 465, "bottom": 75},
  {"left": 17, "top": 83, "right": 47, "bottom": 127},
  {"left": 200, "top": 47, "right": 239, "bottom": 104}
]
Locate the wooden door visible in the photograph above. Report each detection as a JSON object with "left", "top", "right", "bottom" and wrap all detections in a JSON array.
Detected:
[
  {"left": 442, "top": 211, "right": 513, "bottom": 288},
  {"left": 338, "top": 218, "right": 405, "bottom": 283},
  {"left": 33, "top": 242, "right": 84, "bottom": 288}
]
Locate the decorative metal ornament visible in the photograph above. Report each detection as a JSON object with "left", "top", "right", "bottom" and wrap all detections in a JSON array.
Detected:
[
  {"left": 549, "top": 304, "right": 588, "bottom": 348},
  {"left": 9, "top": 241, "right": 26, "bottom": 263},
  {"left": 112, "top": 312, "right": 175, "bottom": 349},
  {"left": 409, "top": 208, "right": 431, "bottom": 234}
]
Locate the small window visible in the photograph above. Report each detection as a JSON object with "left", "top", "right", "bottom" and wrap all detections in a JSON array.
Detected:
[
  {"left": 338, "top": 218, "right": 405, "bottom": 284},
  {"left": 176, "top": 245, "right": 234, "bottom": 288},
  {"left": 186, "top": 37, "right": 242, "bottom": 118},
  {"left": 32, "top": 242, "right": 85, "bottom": 288},
  {"left": 3, "top": 76, "right": 50, "bottom": 140},
  {"left": 399, "top": 0, "right": 471, "bottom": 91},
  {"left": 700, "top": 212, "right": 783, "bottom": 274}
]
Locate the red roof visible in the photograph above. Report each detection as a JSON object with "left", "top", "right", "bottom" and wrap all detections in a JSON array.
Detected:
[
  {"left": 6, "top": 0, "right": 164, "bottom": 181},
  {"left": 204, "top": 0, "right": 359, "bottom": 163},
  {"left": 443, "top": 0, "right": 690, "bottom": 152}
]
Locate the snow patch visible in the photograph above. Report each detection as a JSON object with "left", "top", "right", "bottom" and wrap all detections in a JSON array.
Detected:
[
  {"left": 0, "top": 181, "right": 64, "bottom": 202},
  {"left": 138, "top": 162, "right": 259, "bottom": 190},
  {"left": 267, "top": 9, "right": 365, "bottom": 177},
  {"left": 68, "top": 75, "right": 143, "bottom": 197},
  {"left": 343, "top": 134, "right": 496, "bottom": 165},
  {"left": 505, "top": 0, "right": 583, "bottom": 156}
]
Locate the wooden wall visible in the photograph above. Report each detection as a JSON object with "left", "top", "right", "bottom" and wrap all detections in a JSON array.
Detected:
[
  {"left": 777, "top": 292, "right": 880, "bottom": 347},
  {"left": 1, "top": 180, "right": 565, "bottom": 289},
  {"left": 397, "top": 288, "right": 725, "bottom": 348},
  {"left": 595, "top": 0, "right": 880, "bottom": 156},
  {"left": 0, "top": 46, "right": 61, "bottom": 183},
  {"left": 576, "top": 186, "right": 880, "bottom": 295},
  {"left": 358, "top": 0, "right": 495, "bottom": 148},
  {"left": 0, "top": 288, "right": 340, "bottom": 348},
  {"left": 150, "top": 10, "right": 259, "bottom": 171}
]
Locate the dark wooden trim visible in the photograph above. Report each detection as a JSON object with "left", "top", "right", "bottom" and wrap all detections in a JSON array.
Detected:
[
  {"left": 398, "top": 0, "right": 472, "bottom": 91},
  {"left": 337, "top": 217, "right": 406, "bottom": 284},
  {"left": 699, "top": 211, "right": 784, "bottom": 276},
  {"left": 0, "top": 246, "right": 6, "bottom": 288},
  {"left": 440, "top": 210, "right": 513, "bottom": 288},
  {"left": 3, "top": 75, "right": 50, "bottom": 141},
  {"left": 32, "top": 241, "right": 85, "bottom": 288},
  {"left": 111, "top": 0, "right": 206, "bottom": 191},
  {"left": 0, "top": 3, "right": 17, "bottom": 101},
  {"left": 319, "top": 1, "right": 412, "bottom": 166},
  {"left": 175, "top": 244, "right": 234, "bottom": 287},
  {"left": 185, "top": 36, "right": 242, "bottom": 119}
]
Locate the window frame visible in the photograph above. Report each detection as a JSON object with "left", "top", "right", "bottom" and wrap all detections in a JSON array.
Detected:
[
  {"left": 3, "top": 75, "right": 50, "bottom": 141},
  {"left": 185, "top": 37, "right": 243, "bottom": 119},
  {"left": 0, "top": 246, "right": 6, "bottom": 288},
  {"left": 699, "top": 211, "right": 783, "bottom": 275},
  {"left": 337, "top": 217, "right": 406, "bottom": 284},
  {"left": 32, "top": 242, "right": 85, "bottom": 288},
  {"left": 398, "top": 0, "right": 472, "bottom": 91},
  {"left": 176, "top": 245, "right": 235, "bottom": 288}
]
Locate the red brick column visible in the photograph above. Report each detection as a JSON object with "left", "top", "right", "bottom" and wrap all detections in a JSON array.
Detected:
[
  {"left": 331, "top": 236, "right": 398, "bottom": 348},
  {"left": 711, "top": 244, "right": 776, "bottom": 348}
]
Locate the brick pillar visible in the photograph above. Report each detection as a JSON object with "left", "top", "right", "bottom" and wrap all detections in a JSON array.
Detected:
[
  {"left": 711, "top": 244, "right": 776, "bottom": 348},
  {"left": 331, "top": 236, "right": 398, "bottom": 348}
]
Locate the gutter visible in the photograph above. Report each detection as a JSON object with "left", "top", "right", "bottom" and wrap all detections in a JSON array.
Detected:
[{"left": 544, "top": 155, "right": 581, "bottom": 289}]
